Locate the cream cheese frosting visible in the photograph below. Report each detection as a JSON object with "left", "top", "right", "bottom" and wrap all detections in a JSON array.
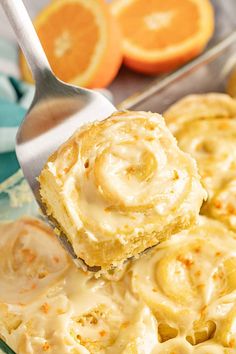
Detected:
[
  {"left": 0, "top": 217, "right": 69, "bottom": 305},
  {"left": 39, "top": 110, "right": 206, "bottom": 270},
  {"left": 132, "top": 216, "right": 236, "bottom": 350},
  {"left": 164, "top": 93, "right": 236, "bottom": 232},
  {"left": 0, "top": 217, "right": 157, "bottom": 354},
  {"left": 1, "top": 216, "right": 236, "bottom": 353}
]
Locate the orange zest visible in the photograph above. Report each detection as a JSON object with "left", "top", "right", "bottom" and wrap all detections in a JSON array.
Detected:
[
  {"left": 111, "top": 0, "right": 214, "bottom": 74},
  {"left": 20, "top": 0, "right": 123, "bottom": 88}
]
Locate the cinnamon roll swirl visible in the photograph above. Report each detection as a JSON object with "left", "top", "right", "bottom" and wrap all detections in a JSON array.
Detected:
[
  {"left": 39, "top": 110, "right": 206, "bottom": 270},
  {"left": 132, "top": 216, "right": 236, "bottom": 349},
  {"left": 1, "top": 216, "right": 236, "bottom": 352},
  {"left": 0, "top": 217, "right": 69, "bottom": 305},
  {"left": 0, "top": 217, "right": 157, "bottom": 354},
  {"left": 164, "top": 93, "right": 236, "bottom": 231}
]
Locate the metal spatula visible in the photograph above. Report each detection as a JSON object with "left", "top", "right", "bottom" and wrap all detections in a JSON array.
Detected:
[{"left": 1, "top": 0, "right": 116, "bottom": 271}]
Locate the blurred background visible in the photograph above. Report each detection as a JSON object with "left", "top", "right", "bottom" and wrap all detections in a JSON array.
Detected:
[
  {"left": 0, "top": 0, "right": 236, "bottom": 183},
  {"left": 1, "top": 0, "right": 235, "bottom": 102}
]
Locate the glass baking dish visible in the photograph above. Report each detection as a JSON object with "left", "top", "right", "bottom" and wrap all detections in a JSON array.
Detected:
[
  {"left": 109, "top": 0, "right": 236, "bottom": 105},
  {"left": 0, "top": 339, "right": 16, "bottom": 354},
  {"left": 1, "top": 1, "right": 236, "bottom": 352},
  {"left": 0, "top": 169, "right": 37, "bottom": 222},
  {"left": 1, "top": 36, "right": 236, "bottom": 353},
  {"left": 119, "top": 31, "right": 236, "bottom": 111}
]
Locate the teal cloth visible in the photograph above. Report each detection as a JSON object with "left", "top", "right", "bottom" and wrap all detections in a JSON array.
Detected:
[{"left": 0, "top": 38, "right": 35, "bottom": 182}]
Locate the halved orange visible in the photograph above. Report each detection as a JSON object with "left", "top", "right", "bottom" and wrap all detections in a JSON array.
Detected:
[
  {"left": 20, "top": 0, "right": 122, "bottom": 88},
  {"left": 111, "top": 0, "right": 214, "bottom": 74}
]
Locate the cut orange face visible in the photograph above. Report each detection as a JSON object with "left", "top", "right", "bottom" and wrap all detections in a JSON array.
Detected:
[
  {"left": 20, "top": 0, "right": 122, "bottom": 88},
  {"left": 111, "top": 0, "right": 214, "bottom": 74}
]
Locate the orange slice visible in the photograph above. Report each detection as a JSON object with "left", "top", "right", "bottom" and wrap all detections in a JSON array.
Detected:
[
  {"left": 111, "top": 0, "right": 214, "bottom": 74},
  {"left": 20, "top": 0, "right": 122, "bottom": 88}
]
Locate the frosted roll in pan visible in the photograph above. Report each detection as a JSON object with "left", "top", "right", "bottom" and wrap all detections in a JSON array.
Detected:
[
  {"left": 39, "top": 110, "right": 206, "bottom": 271},
  {"left": 164, "top": 93, "right": 236, "bottom": 231}
]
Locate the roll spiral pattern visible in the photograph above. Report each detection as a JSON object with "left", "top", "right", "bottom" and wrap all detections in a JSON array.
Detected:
[
  {"left": 0, "top": 218, "right": 69, "bottom": 305},
  {"left": 132, "top": 216, "right": 236, "bottom": 349},
  {"left": 39, "top": 110, "right": 205, "bottom": 270},
  {"left": 164, "top": 93, "right": 236, "bottom": 231},
  {"left": 1, "top": 216, "right": 236, "bottom": 352}
]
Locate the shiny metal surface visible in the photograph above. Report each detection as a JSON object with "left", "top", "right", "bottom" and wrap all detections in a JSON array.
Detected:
[
  {"left": 119, "top": 31, "right": 236, "bottom": 110},
  {"left": 1, "top": 0, "right": 116, "bottom": 271}
]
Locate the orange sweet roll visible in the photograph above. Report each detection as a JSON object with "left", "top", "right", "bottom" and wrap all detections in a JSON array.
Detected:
[
  {"left": 0, "top": 218, "right": 158, "bottom": 354},
  {"left": 39, "top": 110, "right": 206, "bottom": 271},
  {"left": 132, "top": 216, "right": 236, "bottom": 349},
  {"left": 0, "top": 217, "right": 69, "bottom": 305},
  {"left": 164, "top": 93, "right": 236, "bottom": 232}
]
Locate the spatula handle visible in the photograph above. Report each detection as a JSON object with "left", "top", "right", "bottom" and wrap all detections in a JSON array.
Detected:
[{"left": 1, "top": 0, "right": 52, "bottom": 83}]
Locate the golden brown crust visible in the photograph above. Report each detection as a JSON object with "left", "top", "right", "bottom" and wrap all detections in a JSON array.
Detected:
[
  {"left": 164, "top": 93, "right": 236, "bottom": 232},
  {"left": 164, "top": 93, "right": 236, "bottom": 132},
  {"left": 39, "top": 110, "right": 205, "bottom": 270}
]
